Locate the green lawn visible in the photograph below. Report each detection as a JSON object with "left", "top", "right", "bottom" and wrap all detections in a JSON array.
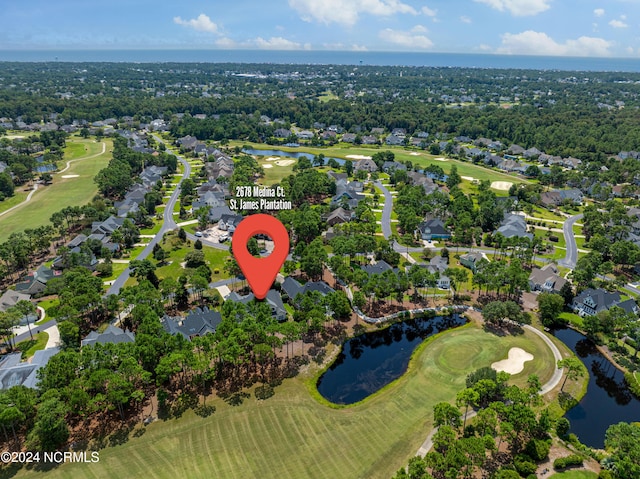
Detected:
[
  {"left": 233, "top": 141, "right": 530, "bottom": 188},
  {"left": 550, "top": 471, "right": 597, "bottom": 479},
  {"left": 140, "top": 221, "right": 163, "bottom": 236},
  {"left": 0, "top": 138, "right": 112, "bottom": 241},
  {"left": 14, "top": 323, "right": 557, "bottom": 479},
  {"left": 560, "top": 312, "right": 584, "bottom": 328},
  {"left": 257, "top": 158, "right": 295, "bottom": 185},
  {"left": 14, "top": 331, "right": 48, "bottom": 359},
  {"left": 154, "top": 241, "right": 230, "bottom": 281},
  {"left": 0, "top": 189, "right": 30, "bottom": 215}
]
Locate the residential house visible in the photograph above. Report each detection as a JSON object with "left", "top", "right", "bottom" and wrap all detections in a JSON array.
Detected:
[
  {"left": 382, "top": 161, "right": 407, "bottom": 172},
  {"left": 385, "top": 134, "right": 404, "bottom": 146},
  {"left": 361, "top": 135, "right": 378, "bottom": 145},
  {"left": 218, "top": 214, "right": 243, "bottom": 233},
  {"left": 296, "top": 130, "right": 314, "bottom": 140},
  {"left": 459, "top": 252, "right": 485, "bottom": 273},
  {"left": 523, "top": 147, "right": 542, "bottom": 158},
  {"left": 324, "top": 207, "right": 353, "bottom": 226},
  {"left": 92, "top": 216, "right": 125, "bottom": 236},
  {"left": 227, "top": 290, "right": 287, "bottom": 322},
  {"left": 507, "top": 144, "right": 525, "bottom": 155},
  {"left": 362, "top": 260, "right": 393, "bottom": 276},
  {"left": 15, "top": 266, "right": 56, "bottom": 296},
  {"left": 354, "top": 158, "right": 378, "bottom": 173},
  {"left": 331, "top": 179, "right": 365, "bottom": 208},
  {"left": 416, "top": 218, "right": 451, "bottom": 241},
  {"left": 528, "top": 263, "right": 567, "bottom": 294},
  {"left": 274, "top": 128, "right": 291, "bottom": 139},
  {"left": 0, "top": 290, "right": 31, "bottom": 313},
  {"left": 281, "top": 277, "right": 335, "bottom": 304},
  {"left": 0, "top": 347, "right": 61, "bottom": 390},
  {"left": 342, "top": 133, "right": 357, "bottom": 143},
  {"left": 572, "top": 288, "right": 637, "bottom": 317},
  {"left": 161, "top": 307, "right": 222, "bottom": 340},
  {"left": 177, "top": 135, "right": 198, "bottom": 150},
  {"left": 81, "top": 325, "right": 135, "bottom": 347},
  {"left": 495, "top": 214, "right": 533, "bottom": 239},
  {"left": 407, "top": 171, "right": 438, "bottom": 195}
]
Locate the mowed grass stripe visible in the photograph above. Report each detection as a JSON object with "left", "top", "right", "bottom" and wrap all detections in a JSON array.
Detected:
[
  {"left": 0, "top": 138, "right": 112, "bottom": 241},
  {"left": 15, "top": 324, "right": 561, "bottom": 479}
]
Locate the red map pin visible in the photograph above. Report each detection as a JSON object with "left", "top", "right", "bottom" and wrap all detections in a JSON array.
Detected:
[{"left": 232, "top": 214, "right": 290, "bottom": 300}]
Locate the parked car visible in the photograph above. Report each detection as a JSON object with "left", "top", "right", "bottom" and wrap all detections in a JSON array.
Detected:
[{"left": 194, "top": 231, "right": 203, "bottom": 237}]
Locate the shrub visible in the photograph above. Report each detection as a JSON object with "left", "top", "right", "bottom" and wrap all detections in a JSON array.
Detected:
[
  {"left": 514, "top": 454, "right": 537, "bottom": 476},
  {"left": 556, "top": 417, "right": 571, "bottom": 438},
  {"left": 525, "top": 438, "right": 551, "bottom": 461},
  {"left": 553, "top": 454, "right": 583, "bottom": 470},
  {"left": 598, "top": 470, "right": 614, "bottom": 479},
  {"left": 549, "top": 235, "right": 559, "bottom": 242},
  {"left": 624, "top": 372, "right": 640, "bottom": 398}
]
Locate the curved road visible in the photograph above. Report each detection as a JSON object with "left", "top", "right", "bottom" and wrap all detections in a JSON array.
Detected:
[
  {"left": 375, "top": 181, "right": 393, "bottom": 240},
  {"left": 106, "top": 145, "right": 191, "bottom": 296},
  {"left": 0, "top": 142, "right": 108, "bottom": 219},
  {"left": 558, "top": 214, "right": 583, "bottom": 269},
  {"left": 416, "top": 323, "right": 564, "bottom": 457}
]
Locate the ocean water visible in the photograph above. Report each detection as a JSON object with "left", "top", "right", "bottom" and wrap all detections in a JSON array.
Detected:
[{"left": 0, "top": 50, "right": 639, "bottom": 72}]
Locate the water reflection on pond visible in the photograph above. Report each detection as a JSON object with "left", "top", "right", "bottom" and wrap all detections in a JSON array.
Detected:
[
  {"left": 553, "top": 328, "right": 640, "bottom": 448},
  {"left": 316, "top": 314, "right": 467, "bottom": 405}
]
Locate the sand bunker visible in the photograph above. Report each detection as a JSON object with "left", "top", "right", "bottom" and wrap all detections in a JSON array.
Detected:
[
  {"left": 461, "top": 176, "right": 477, "bottom": 181},
  {"left": 410, "top": 152, "right": 421, "bottom": 156},
  {"left": 265, "top": 156, "right": 279, "bottom": 161},
  {"left": 263, "top": 164, "right": 273, "bottom": 169},
  {"left": 491, "top": 181, "right": 513, "bottom": 191},
  {"left": 491, "top": 348, "right": 534, "bottom": 375},
  {"left": 346, "top": 155, "right": 372, "bottom": 160},
  {"left": 61, "top": 175, "right": 79, "bottom": 178},
  {"left": 433, "top": 157, "right": 448, "bottom": 162},
  {"left": 275, "top": 159, "right": 295, "bottom": 166}
]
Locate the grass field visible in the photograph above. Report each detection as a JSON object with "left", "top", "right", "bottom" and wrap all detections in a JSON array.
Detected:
[
  {"left": 14, "top": 323, "right": 559, "bottom": 479},
  {"left": 257, "top": 158, "right": 295, "bottom": 185},
  {"left": 233, "top": 141, "right": 530, "bottom": 189},
  {"left": 0, "top": 138, "right": 112, "bottom": 241},
  {"left": 550, "top": 471, "right": 597, "bottom": 479},
  {"left": 14, "top": 331, "right": 48, "bottom": 359}
]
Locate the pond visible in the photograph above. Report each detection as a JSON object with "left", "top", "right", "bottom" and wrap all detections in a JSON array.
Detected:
[
  {"left": 316, "top": 314, "right": 467, "bottom": 405},
  {"left": 242, "top": 148, "right": 346, "bottom": 165},
  {"left": 553, "top": 328, "right": 640, "bottom": 448}
]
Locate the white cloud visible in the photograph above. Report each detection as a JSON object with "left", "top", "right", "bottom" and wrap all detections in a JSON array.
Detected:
[
  {"left": 497, "top": 30, "right": 612, "bottom": 56},
  {"left": 351, "top": 44, "right": 369, "bottom": 51},
  {"left": 411, "top": 24, "right": 428, "bottom": 33},
  {"left": 421, "top": 6, "right": 437, "bottom": 17},
  {"left": 476, "top": 44, "right": 492, "bottom": 51},
  {"left": 460, "top": 16, "right": 472, "bottom": 23},
  {"left": 215, "top": 37, "right": 236, "bottom": 48},
  {"left": 474, "top": 0, "right": 551, "bottom": 16},
  {"left": 379, "top": 27, "right": 433, "bottom": 49},
  {"left": 609, "top": 19, "right": 628, "bottom": 28},
  {"left": 173, "top": 14, "right": 219, "bottom": 34},
  {"left": 594, "top": 8, "right": 605, "bottom": 17},
  {"left": 288, "top": 0, "right": 417, "bottom": 26},
  {"left": 254, "top": 37, "right": 310, "bottom": 50}
]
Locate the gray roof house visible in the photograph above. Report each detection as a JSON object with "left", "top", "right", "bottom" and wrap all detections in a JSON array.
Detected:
[
  {"left": 281, "top": 277, "right": 335, "bottom": 304},
  {"left": 161, "top": 307, "right": 222, "bottom": 340},
  {"left": 528, "top": 263, "right": 567, "bottom": 294},
  {"left": 15, "top": 265, "right": 57, "bottom": 296},
  {"left": 495, "top": 214, "right": 533, "bottom": 240},
  {"left": 362, "top": 260, "right": 393, "bottom": 276},
  {"left": 571, "top": 288, "right": 637, "bottom": 317},
  {"left": 227, "top": 290, "right": 287, "bottom": 322},
  {"left": 81, "top": 325, "right": 135, "bottom": 347},
  {"left": 0, "top": 347, "right": 60, "bottom": 390},
  {"left": 416, "top": 218, "right": 451, "bottom": 241},
  {"left": 354, "top": 158, "right": 378, "bottom": 172}
]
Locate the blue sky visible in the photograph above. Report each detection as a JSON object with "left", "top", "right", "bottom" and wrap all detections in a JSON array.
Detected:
[{"left": 2, "top": 0, "right": 640, "bottom": 57}]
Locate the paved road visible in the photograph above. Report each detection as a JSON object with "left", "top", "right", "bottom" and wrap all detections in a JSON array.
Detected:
[
  {"left": 416, "top": 323, "right": 564, "bottom": 457},
  {"left": 106, "top": 141, "right": 191, "bottom": 296},
  {"left": 558, "top": 214, "right": 583, "bottom": 269},
  {"left": 375, "top": 181, "right": 393, "bottom": 240},
  {"left": 11, "top": 320, "right": 58, "bottom": 346}
]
